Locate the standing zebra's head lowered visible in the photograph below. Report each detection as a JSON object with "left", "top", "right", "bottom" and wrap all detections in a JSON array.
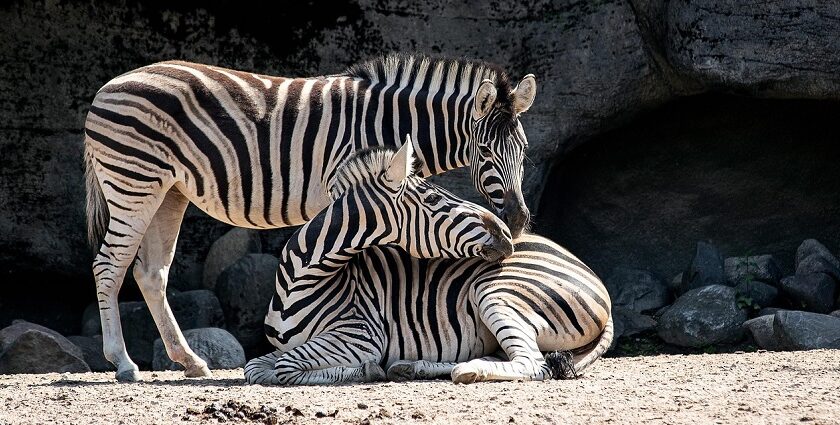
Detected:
[
  {"left": 468, "top": 73, "right": 536, "bottom": 238},
  {"left": 329, "top": 136, "right": 514, "bottom": 262}
]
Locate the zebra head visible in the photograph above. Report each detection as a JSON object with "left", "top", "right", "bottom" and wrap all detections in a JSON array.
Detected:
[
  {"left": 329, "top": 137, "right": 514, "bottom": 262},
  {"left": 469, "top": 74, "right": 536, "bottom": 238}
]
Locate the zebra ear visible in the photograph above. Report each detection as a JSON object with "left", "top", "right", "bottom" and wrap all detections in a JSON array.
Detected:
[
  {"left": 472, "top": 79, "right": 497, "bottom": 120},
  {"left": 385, "top": 135, "right": 415, "bottom": 184},
  {"left": 512, "top": 74, "right": 536, "bottom": 115}
]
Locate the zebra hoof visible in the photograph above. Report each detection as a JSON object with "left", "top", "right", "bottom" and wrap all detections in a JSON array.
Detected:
[
  {"left": 362, "top": 362, "right": 386, "bottom": 381},
  {"left": 115, "top": 368, "right": 141, "bottom": 382},
  {"left": 386, "top": 361, "right": 416, "bottom": 381},
  {"left": 451, "top": 364, "right": 481, "bottom": 384},
  {"left": 185, "top": 364, "right": 212, "bottom": 378}
]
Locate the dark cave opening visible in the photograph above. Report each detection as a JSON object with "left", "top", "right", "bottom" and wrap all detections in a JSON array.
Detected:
[{"left": 535, "top": 93, "right": 840, "bottom": 283}]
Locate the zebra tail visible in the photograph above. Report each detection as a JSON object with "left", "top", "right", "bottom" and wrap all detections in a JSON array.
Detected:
[
  {"left": 572, "top": 314, "right": 614, "bottom": 375},
  {"left": 244, "top": 350, "right": 282, "bottom": 385},
  {"left": 84, "top": 139, "right": 108, "bottom": 251}
]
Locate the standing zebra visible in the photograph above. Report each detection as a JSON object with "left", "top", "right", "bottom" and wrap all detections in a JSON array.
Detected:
[
  {"left": 244, "top": 142, "right": 613, "bottom": 385},
  {"left": 83, "top": 53, "right": 537, "bottom": 381}
]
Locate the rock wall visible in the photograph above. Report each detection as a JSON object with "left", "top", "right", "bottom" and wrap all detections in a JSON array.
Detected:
[{"left": 1, "top": 0, "right": 839, "bottom": 333}]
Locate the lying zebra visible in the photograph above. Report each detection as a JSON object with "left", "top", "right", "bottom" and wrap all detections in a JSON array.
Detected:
[{"left": 245, "top": 140, "right": 612, "bottom": 385}]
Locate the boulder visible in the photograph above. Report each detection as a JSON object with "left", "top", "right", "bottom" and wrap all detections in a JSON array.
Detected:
[
  {"left": 742, "top": 315, "right": 784, "bottom": 351},
  {"left": 734, "top": 281, "right": 779, "bottom": 310},
  {"left": 605, "top": 267, "right": 671, "bottom": 313},
  {"left": 779, "top": 274, "right": 837, "bottom": 314},
  {"left": 796, "top": 239, "right": 840, "bottom": 271},
  {"left": 168, "top": 290, "right": 226, "bottom": 331},
  {"left": 67, "top": 335, "right": 114, "bottom": 372},
  {"left": 830, "top": 310, "right": 840, "bottom": 318},
  {"left": 724, "top": 255, "right": 782, "bottom": 286},
  {"left": 202, "top": 228, "right": 262, "bottom": 291},
  {"left": 680, "top": 242, "right": 725, "bottom": 294},
  {"left": 152, "top": 328, "right": 245, "bottom": 371},
  {"left": 215, "top": 254, "right": 279, "bottom": 349},
  {"left": 757, "top": 307, "right": 786, "bottom": 318},
  {"left": 773, "top": 311, "right": 840, "bottom": 350},
  {"left": 0, "top": 321, "right": 89, "bottom": 374},
  {"left": 613, "top": 308, "right": 656, "bottom": 338},
  {"left": 657, "top": 285, "right": 747, "bottom": 347},
  {"left": 796, "top": 254, "right": 840, "bottom": 282}
]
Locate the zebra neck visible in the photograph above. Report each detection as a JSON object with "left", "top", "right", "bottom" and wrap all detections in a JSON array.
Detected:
[
  {"left": 348, "top": 77, "right": 477, "bottom": 177},
  {"left": 276, "top": 194, "right": 387, "bottom": 293}
]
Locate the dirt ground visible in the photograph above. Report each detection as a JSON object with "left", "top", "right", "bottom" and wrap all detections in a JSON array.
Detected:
[{"left": 1, "top": 350, "right": 838, "bottom": 425}]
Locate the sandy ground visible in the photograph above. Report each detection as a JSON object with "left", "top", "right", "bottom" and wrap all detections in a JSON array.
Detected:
[{"left": 0, "top": 350, "right": 838, "bottom": 425}]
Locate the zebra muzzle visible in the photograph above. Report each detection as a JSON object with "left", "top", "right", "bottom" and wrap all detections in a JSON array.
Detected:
[{"left": 479, "top": 213, "right": 514, "bottom": 261}]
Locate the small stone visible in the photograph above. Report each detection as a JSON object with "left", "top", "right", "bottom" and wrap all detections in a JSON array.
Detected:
[
  {"left": 831, "top": 310, "right": 840, "bottom": 318},
  {"left": 796, "top": 239, "right": 840, "bottom": 271},
  {"left": 357, "top": 403, "right": 368, "bottom": 410}
]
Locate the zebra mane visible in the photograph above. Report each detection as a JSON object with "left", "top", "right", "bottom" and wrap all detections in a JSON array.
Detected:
[
  {"left": 344, "top": 52, "right": 515, "bottom": 109},
  {"left": 328, "top": 146, "right": 423, "bottom": 199}
]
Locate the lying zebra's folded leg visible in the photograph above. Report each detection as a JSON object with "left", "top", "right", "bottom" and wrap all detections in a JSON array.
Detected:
[
  {"left": 452, "top": 308, "right": 551, "bottom": 383},
  {"left": 387, "top": 352, "right": 507, "bottom": 381},
  {"left": 386, "top": 360, "right": 457, "bottom": 381},
  {"left": 246, "top": 332, "right": 385, "bottom": 385}
]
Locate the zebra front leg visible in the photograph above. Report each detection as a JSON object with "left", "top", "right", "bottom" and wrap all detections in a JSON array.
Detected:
[
  {"left": 246, "top": 332, "right": 384, "bottom": 386},
  {"left": 133, "top": 189, "right": 210, "bottom": 378},
  {"left": 451, "top": 305, "right": 550, "bottom": 383},
  {"left": 386, "top": 360, "right": 458, "bottom": 381}
]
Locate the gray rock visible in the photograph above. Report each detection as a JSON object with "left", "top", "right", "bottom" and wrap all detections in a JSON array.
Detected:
[
  {"left": 757, "top": 307, "right": 786, "bottom": 318},
  {"left": 0, "top": 322, "right": 89, "bottom": 374},
  {"left": 613, "top": 308, "right": 657, "bottom": 338},
  {"left": 667, "top": 1, "right": 840, "bottom": 98},
  {"left": 796, "top": 239, "right": 840, "bottom": 271},
  {"left": 734, "top": 281, "right": 779, "bottom": 310},
  {"left": 81, "top": 302, "right": 101, "bottom": 337},
  {"left": 605, "top": 267, "right": 671, "bottom": 313},
  {"left": 724, "top": 255, "right": 782, "bottom": 286},
  {"left": 779, "top": 274, "right": 837, "bottom": 314},
  {"left": 215, "top": 254, "right": 279, "bottom": 348},
  {"left": 796, "top": 254, "right": 840, "bottom": 282},
  {"left": 152, "top": 328, "right": 245, "bottom": 371},
  {"left": 680, "top": 242, "right": 726, "bottom": 293},
  {"left": 742, "top": 315, "right": 784, "bottom": 351},
  {"left": 657, "top": 285, "right": 748, "bottom": 347},
  {"left": 67, "top": 335, "right": 114, "bottom": 372},
  {"left": 1, "top": 321, "right": 84, "bottom": 359},
  {"left": 168, "top": 290, "right": 226, "bottom": 331},
  {"left": 773, "top": 311, "right": 840, "bottom": 350},
  {"left": 830, "top": 310, "right": 840, "bottom": 318},
  {"left": 202, "top": 228, "right": 262, "bottom": 291}
]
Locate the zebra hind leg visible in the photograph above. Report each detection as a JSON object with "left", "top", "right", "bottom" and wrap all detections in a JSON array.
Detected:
[{"left": 132, "top": 188, "right": 210, "bottom": 378}]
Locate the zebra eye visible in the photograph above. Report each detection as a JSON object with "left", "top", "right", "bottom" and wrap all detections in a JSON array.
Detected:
[
  {"left": 425, "top": 193, "right": 442, "bottom": 204},
  {"left": 478, "top": 145, "right": 493, "bottom": 158}
]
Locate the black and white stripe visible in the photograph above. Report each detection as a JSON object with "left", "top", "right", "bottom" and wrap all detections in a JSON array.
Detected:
[
  {"left": 83, "top": 53, "right": 537, "bottom": 380},
  {"left": 245, "top": 147, "right": 612, "bottom": 386}
]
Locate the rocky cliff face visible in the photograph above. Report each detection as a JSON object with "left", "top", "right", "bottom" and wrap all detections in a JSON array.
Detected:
[{"left": 1, "top": 0, "right": 839, "bottom": 332}]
